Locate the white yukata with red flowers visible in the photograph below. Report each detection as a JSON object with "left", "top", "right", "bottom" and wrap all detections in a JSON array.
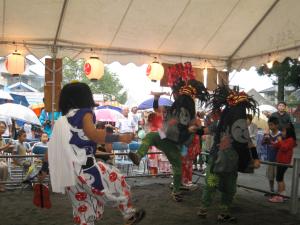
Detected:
[{"left": 65, "top": 109, "right": 135, "bottom": 225}]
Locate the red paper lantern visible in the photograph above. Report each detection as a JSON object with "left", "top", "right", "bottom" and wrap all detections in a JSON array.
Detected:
[
  {"left": 84, "top": 57, "right": 104, "bottom": 81},
  {"left": 146, "top": 59, "right": 164, "bottom": 81}
]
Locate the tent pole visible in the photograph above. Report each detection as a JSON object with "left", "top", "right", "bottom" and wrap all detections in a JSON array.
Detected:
[{"left": 51, "top": 47, "right": 57, "bottom": 128}]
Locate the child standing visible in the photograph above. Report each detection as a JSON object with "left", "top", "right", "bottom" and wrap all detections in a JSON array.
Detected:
[
  {"left": 39, "top": 82, "right": 145, "bottom": 225},
  {"left": 262, "top": 117, "right": 282, "bottom": 195},
  {"left": 269, "top": 123, "right": 297, "bottom": 202}
]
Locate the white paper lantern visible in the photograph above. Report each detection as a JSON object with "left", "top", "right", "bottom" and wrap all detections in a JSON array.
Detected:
[
  {"left": 146, "top": 61, "right": 164, "bottom": 81},
  {"left": 84, "top": 57, "right": 104, "bottom": 81},
  {"left": 5, "top": 52, "right": 25, "bottom": 75}
]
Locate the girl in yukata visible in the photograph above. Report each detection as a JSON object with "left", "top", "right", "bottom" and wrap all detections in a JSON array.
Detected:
[{"left": 39, "top": 82, "right": 145, "bottom": 225}]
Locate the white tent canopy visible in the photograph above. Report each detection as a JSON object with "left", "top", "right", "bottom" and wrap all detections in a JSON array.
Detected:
[{"left": 1, "top": 0, "right": 300, "bottom": 70}]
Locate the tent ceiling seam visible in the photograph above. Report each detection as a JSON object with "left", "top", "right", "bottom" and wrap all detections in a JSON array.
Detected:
[
  {"left": 0, "top": 39, "right": 228, "bottom": 61},
  {"left": 200, "top": 0, "right": 241, "bottom": 53},
  {"left": 228, "top": 0, "right": 280, "bottom": 61},
  {"left": 232, "top": 44, "right": 300, "bottom": 62},
  {"left": 1, "top": 0, "right": 6, "bottom": 40},
  {"left": 157, "top": 0, "right": 191, "bottom": 51},
  {"left": 108, "top": 0, "right": 134, "bottom": 48},
  {"left": 53, "top": 0, "right": 69, "bottom": 48}
]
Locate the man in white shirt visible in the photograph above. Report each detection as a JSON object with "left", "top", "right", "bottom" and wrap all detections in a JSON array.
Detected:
[
  {"left": 0, "top": 115, "right": 12, "bottom": 138},
  {"left": 130, "top": 106, "right": 141, "bottom": 133},
  {"left": 115, "top": 107, "right": 135, "bottom": 134}
]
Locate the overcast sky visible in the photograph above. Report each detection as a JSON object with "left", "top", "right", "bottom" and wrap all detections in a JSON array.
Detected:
[
  {"left": 26, "top": 56, "right": 274, "bottom": 106},
  {"left": 107, "top": 63, "right": 274, "bottom": 106}
]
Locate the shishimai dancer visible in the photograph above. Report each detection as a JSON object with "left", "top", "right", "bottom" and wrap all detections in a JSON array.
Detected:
[
  {"left": 129, "top": 78, "right": 209, "bottom": 201},
  {"left": 197, "top": 85, "right": 259, "bottom": 222}
]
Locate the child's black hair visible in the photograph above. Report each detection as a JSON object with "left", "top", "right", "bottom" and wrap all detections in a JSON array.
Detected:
[
  {"left": 277, "top": 101, "right": 287, "bottom": 106},
  {"left": 17, "top": 129, "right": 26, "bottom": 137},
  {"left": 285, "top": 123, "right": 296, "bottom": 141},
  {"left": 59, "top": 82, "right": 96, "bottom": 115},
  {"left": 268, "top": 116, "right": 279, "bottom": 125}
]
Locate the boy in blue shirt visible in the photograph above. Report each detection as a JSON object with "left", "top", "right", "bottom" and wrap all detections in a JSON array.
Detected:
[{"left": 262, "top": 116, "right": 282, "bottom": 194}]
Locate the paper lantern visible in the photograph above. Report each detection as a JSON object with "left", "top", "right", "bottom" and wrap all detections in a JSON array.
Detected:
[
  {"left": 5, "top": 52, "right": 25, "bottom": 75},
  {"left": 266, "top": 60, "right": 273, "bottom": 69},
  {"left": 146, "top": 60, "right": 164, "bottom": 81},
  {"left": 84, "top": 57, "right": 104, "bottom": 81}
]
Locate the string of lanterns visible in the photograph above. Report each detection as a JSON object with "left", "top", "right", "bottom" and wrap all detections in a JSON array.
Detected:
[{"left": 5, "top": 50, "right": 296, "bottom": 81}]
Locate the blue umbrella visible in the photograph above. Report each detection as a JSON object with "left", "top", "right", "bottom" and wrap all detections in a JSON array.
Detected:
[
  {"left": 137, "top": 97, "right": 173, "bottom": 110},
  {"left": 96, "top": 105, "right": 122, "bottom": 113}
]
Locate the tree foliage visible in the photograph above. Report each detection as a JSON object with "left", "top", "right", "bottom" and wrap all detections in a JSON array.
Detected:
[
  {"left": 62, "top": 57, "right": 127, "bottom": 104},
  {"left": 257, "top": 57, "right": 300, "bottom": 101}
]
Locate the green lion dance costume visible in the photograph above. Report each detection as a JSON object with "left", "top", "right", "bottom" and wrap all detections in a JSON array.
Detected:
[
  {"left": 198, "top": 85, "right": 258, "bottom": 222},
  {"left": 129, "top": 78, "right": 208, "bottom": 202}
]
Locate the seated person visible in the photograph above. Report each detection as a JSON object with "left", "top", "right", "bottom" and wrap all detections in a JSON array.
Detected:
[
  {"left": 13, "top": 129, "right": 31, "bottom": 172},
  {"left": 32, "top": 132, "right": 48, "bottom": 155},
  {"left": 95, "top": 123, "right": 114, "bottom": 164}
]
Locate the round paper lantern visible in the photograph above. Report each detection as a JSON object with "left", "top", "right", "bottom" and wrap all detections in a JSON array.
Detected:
[
  {"left": 146, "top": 61, "right": 164, "bottom": 81},
  {"left": 84, "top": 57, "right": 104, "bottom": 81},
  {"left": 5, "top": 52, "right": 25, "bottom": 75},
  {"left": 266, "top": 60, "right": 273, "bottom": 69}
]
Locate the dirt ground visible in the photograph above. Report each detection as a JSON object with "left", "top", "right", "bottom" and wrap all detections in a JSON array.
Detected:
[{"left": 0, "top": 177, "right": 299, "bottom": 225}]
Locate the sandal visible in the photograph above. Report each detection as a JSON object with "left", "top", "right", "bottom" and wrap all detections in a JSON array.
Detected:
[
  {"left": 269, "top": 195, "right": 284, "bottom": 203},
  {"left": 217, "top": 214, "right": 237, "bottom": 223},
  {"left": 197, "top": 207, "right": 208, "bottom": 218},
  {"left": 125, "top": 209, "right": 146, "bottom": 225},
  {"left": 171, "top": 192, "right": 183, "bottom": 202}
]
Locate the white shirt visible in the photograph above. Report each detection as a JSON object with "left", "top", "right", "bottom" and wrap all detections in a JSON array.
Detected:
[
  {"left": 0, "top": 115, "right": 12, "bottom": 137},
  {"left": 23, "top": 123, "right": 32, "bottom": 140},
  {"left": 130, "top": 112, "right": 141, "bottom": 132},
  {"left": 116, "top": 117, "right": 135, "bottom": 133},
  {"left": 248, "top": 123, "right": 258, "bottom": 146}
]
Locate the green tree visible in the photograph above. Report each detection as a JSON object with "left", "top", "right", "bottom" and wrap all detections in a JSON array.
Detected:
[
  {"left": 62, "top": 57, "right": 127, "bottom": 104},
  {"left": 257, "top": 57, "right": 300, "bottom": 102}
]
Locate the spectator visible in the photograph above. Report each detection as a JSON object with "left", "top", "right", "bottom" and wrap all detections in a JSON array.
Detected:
[
  {"left": 32, "top": 132, "right": 49, "bottom": 155},
  {"left": 0, "top": 121, "right": 15, "bottom": 192},
  {"left": 23, "top": 122, "right": 33, "bottom": 140},
  {"left": 130, "top": 106, "right": 141, "bottom": 133},
  {"left": 246, "top": 114, "right": 260, "bottom": 170},
  {"left": 270, "top": 102, "right": 292, "bottom": 131},
  {"left": 0, "top": 115, "right": 12, "bottom": 138},
  {"left": 13, "top": 129, "right": 31, "bottom": 172},
  {"left": 269, "top": 123, "right": 297, "bottom": 203},
  {"left": 262, "top": 116, "right": 282, "bottom": 195},
  {"left": 116, "top": 107, "right": 135, "bottom": 134},
  {"left": 39, "top": 99, "right": 62, "bottom": 138}
]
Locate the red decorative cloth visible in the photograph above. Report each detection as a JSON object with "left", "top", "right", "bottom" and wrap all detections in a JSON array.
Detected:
[{"left": 167, "top": 62, "right": 195, "bottom": 86}]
